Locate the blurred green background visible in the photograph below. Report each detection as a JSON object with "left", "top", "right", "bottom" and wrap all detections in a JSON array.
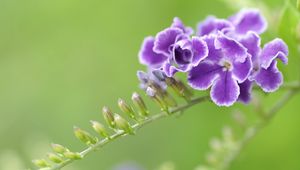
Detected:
[{"left": 0, "top": 0, "right": 299, "bottom": 169}]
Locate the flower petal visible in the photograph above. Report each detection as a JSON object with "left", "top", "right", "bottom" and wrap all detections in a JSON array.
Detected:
[
  {"left": 215, "top": 32, "right": 248, "bottom": 62},
  {"left": 232, "top": 55, "right": 252, "bottom": 83},
  {"left": 188, "top": 62, "right": 222, "bottom": 90},
  {"left": 230, "top": 9, "right": 267, "bottom": 35},
  {"left": 197, "top": 16, "right": 233, "bottom": 36},
  {"left": 238, "top": 80, "right": 253, "bottom": 104},
  {"left": 191, "top": 36, "right": 209, "bottom": 66},
  {"left": 211, "top": 71, "right": 240, "bottom": 107},
  {"left": 239, "top": 31, "right": 261, "bottom": 61},
  {"left": 202, "top": 35, "right": 223, "bottom": 62},
  {"left": 171, "top": 17, "right": 194, "bottom": 35},
  {"left": 254, "top": 60, "right": 283, "bottom": 92},
  {"left": 139, "top": 37, "right": 168, "bottom": 68},
  {"left": 153, "top": 28, "right": 183, "bottom": 56},
  {"left": 162, "top": 62, "right": 178, "bottom": 77},
  {"left": 260, "top": 38, "right": 288, "bottom": 69}
]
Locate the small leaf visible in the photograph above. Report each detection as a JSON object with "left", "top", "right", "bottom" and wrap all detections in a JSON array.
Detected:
[{"left": 278, "top": 1, "right": 300, "bottom": 81}]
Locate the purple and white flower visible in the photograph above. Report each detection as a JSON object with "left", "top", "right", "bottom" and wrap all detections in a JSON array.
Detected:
[
  {"left": 138, "top": 9, "right": 289, "bottom": 107},
  {"left": 139, "top": 17, "right": 208, "bottom": 77},
  {"left": 188, "top": 33, "right": 252, "bottom": 106},
  {"left": 237, "top": 32, "right": 288, "bottom": 102}
]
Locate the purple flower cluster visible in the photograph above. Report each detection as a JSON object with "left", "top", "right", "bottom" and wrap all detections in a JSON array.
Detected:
[{"left": 138, "top": 9, "right": 288, "bottom": 107}]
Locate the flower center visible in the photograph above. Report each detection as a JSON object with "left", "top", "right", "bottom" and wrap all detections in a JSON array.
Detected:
[
  {"left": 220, "top": 60, "right": 233, "bottom": 71},
  {"left": 174, "top": 46, "right": 192, "bottom": 65}
]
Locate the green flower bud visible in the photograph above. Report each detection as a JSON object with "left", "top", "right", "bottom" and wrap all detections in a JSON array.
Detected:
[
  {"left": 146, "top": 87, "right": 168, "bottom": 112},
  {"left": 51, "top": 143, "right": 69, "bottom": 154},
  {"left": 90, "top": 120, "right": 109, "bottom": 138},
  {"left": 74, "top": 126, "right": 97, "bottom": 145},
  {"left": 209, "top": 138, "right": 222, "bottom": 151},
  {"left": 47, "top": 153, "right": 63, "bottom": 163},
  {"left": 102, "top": 106, "right": 115, "bottom": 128},
  {"left": 165, "top": 77, "right": 193, "bottom": 101},
  {"left": 118, "top": 98, "right": 136, "bottom": 120},
  {"left": 63, "top": 151, "right": 82, "bottom": 160},
  {"left": 205, "top": 153, "right": 218, "bottom": 165},
  {"left": 114, "top": 114, "right": 134, "bottom": 134},
  {"left": 32, "top": 159, "right": 50, "bottom": 168},
  {"left": 131, "top": 92, "right": 149, "bottom": 116},
  {"left": 162, "top": 93, "right": 177, "bottom": 107}
]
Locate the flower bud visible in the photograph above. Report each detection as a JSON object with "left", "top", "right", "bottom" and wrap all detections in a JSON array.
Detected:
[
  {"left": 146, "top": 87, "right": 168, "bottom": 112},
  {"left": 32, "top": 159, "right": 50, "bottom": 168},
  {"left": 209, "top": 138, "right": 222, "bottom": 151},
  {"left": 63, "top": 151, "right": 82, "bottom": 160},
  {"left": 165, "top": 77, "right": 192, "bottom": 100},
  {"left": 51, "top": 143, "right": 69, "bottom": 154},
  {"left": 152, "top": 70, "right": 166, "bottom": 81},
  {"left": 222, "top": 126, "right": 234, "bottom": 143},
  {"left": 162, "top": 93, "right": 177, "bottom": 107},
  {"left": 175, "top": 78, "right": 193, "bottom": 98},
  {"left": 137, "top": 70, "right": 149, "bottom": 84},
  {"left": 118, "top": 98, "right": 136, "bottom": 120},
  {"left": 90, "top": 120, "right": 109, "bottom": 138},
  {"left": 131, "top": 92, "right": 149, "bottom": 116},
  {"left": 102, "top": 106, "right": 115, "bottom": 128},
  {"left": 47, "top": 153, "right": 63, "bottom": 163},
  {"left": 146, "top": 86, "right": 156, "bottom": 97},
  {"left": 74, "top": 126, "right": 97, "bottom": 145},
  {"left": 114, "top": 114, "right": 134, "bottom": 134},
  {"left": 205, "top": 153, "right": 218, "bottom": 165}
]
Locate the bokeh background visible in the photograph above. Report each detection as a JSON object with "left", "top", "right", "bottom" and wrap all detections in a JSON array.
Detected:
[{"left": 0, "top": 0, "right": 299, "bottom": 169}]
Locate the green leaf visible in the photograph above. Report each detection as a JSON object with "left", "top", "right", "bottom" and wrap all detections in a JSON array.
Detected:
[{"left": 278, "top": 1, "right": 300, "bottom": 81}]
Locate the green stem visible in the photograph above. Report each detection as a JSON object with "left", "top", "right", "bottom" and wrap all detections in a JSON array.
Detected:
[
  {"left": 45, "top": 82, "right": 299, "bottom": 170},
  {"left": 48, "top": 96, "right": 210, "bottom": 170},
  {"left": 221, "top": 85, "right": 300, "bottom": 170}
]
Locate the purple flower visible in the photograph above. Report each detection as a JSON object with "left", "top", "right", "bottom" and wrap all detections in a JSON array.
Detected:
[
  {"left": 171, "top": 17, "right": 194, "bottom": 35},
  {"left": 197, "top": 16, "right": 233, "bottom": 36},
  {"left": 137, "top": 69, "right": 167, "bottom": 91},
  {"left": 188, "top": 33, "right": 252, "bottom": 106},
  {"left": 138, "top": 9, "right": 289, "bottom": 107},
  {"left": 197, "top": 9, "right": 267, "bottom": 37},
  {"left": 229, "top": 8, "right": 267, "bottom": 35},
  {"left": 162, "top": 36, "right": 208, "bottom": 77},
  {"left": 248, "top": 37, "right": 288, "bottom": 92},
  {"left": 139, "top": 17, "right": 208, "bottom": 77},
  {"left": 139, "top": 36, "right": 168, "bottom": 69},
  {"left": 139, "top": 17, "right": 191, "bottom": 70},
  {"left": 237, "top": 32, "right": 288, "bottom": 102}
]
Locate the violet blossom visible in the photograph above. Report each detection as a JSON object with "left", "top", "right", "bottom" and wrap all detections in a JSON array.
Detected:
[
  {"left": 139, "top": 17, "right": 208, "bottom": 77},
  {"left": 188, "top": 32, "right": 252, "bottom": 106},
  {"left": 137, "top": 9, "right": 288, "bottom": 107}
]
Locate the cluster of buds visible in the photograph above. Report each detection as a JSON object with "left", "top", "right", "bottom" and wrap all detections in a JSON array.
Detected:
[
  {"left": 32, "top": 68, "right": 193, "bottom": 170},
  {"left": 196, "top": 126, "right": 238, "bottom": 170},
  {"left": 138, "top": 70, "right": 193, "bottom": 113},
  {"left": 196, "top": 111, "right": 251, "bottom": 170},
  {"left": 32, "top": 143, "right": 81, "bottom": 169}
]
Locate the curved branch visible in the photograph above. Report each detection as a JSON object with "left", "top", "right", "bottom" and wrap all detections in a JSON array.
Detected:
[
  {"left": 221, "top": 86, "right": 300, "bottom": 169},
  {"left": 48, "top": 96, "right": 210, "bottom": 170}
]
